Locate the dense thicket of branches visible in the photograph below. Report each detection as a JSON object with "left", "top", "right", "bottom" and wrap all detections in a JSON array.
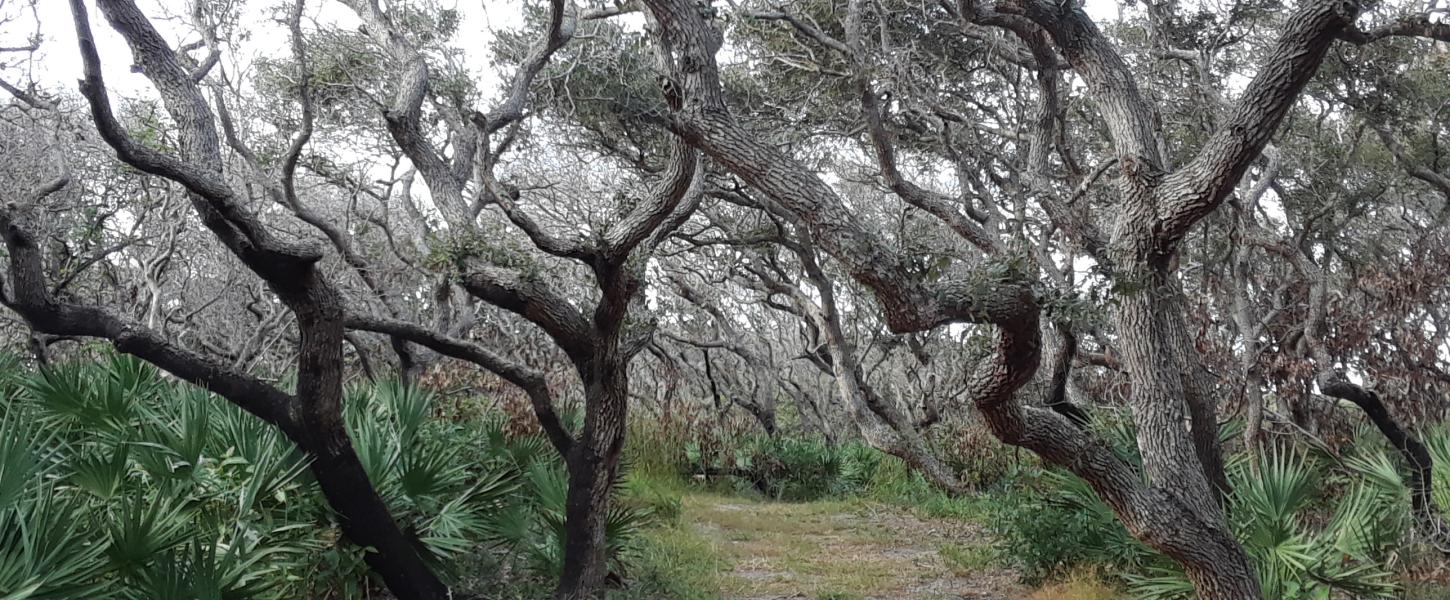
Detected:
[{"left": 2, "top": 0, "right": 1448, "bottom": 597}]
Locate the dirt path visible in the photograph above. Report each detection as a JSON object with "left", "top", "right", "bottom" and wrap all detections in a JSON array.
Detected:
[{"left": 684, "top": 494, "right": 1028, "bottom": 600}]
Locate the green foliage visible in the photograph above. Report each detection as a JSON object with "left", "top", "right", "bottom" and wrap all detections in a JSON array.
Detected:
[
  {"left": 340, "top": 382, "right": 523, "bottom": 577},
  {"left": 451, "top": 415, "right": 664, "bottom": 591},
  {"left": 938, "top": 542, "right": 997, "bottom": 574},
  {"left": 481, "top": 459, "right": 653, "bottom": 581},
  {"left": 605, "top": 523, "right": 724, "bottom": 600},
  {"left": 622, "top": 413, "right": 698, "bottom": 481},
  {"left": 893, "top": 414, "right": 1418, "bottom": 595},
  {"left": 422, "top": 230, "right": 539, "bottom": 275},
  {"left": 23, "top": 355, "right": 150, "bottom": 432},
  {"left": 988, "top": 469, "right": 1156, "bottom": 585},
  {"left": 689, "top": 437, "right": 885, "bottom": 501},
  {"left": 0, "top": 354, "right": 665, "bottom": 598},
  {"left": 495, "top": 8, "right": 670, "bottom": 157},
  {"left": 0, "top": 487, "right": 112, "bottom": 599},
  {"left": 0, "top": 356, "right": 343, "bottom": 597},
  {"left": 1127, "top": 446, "right": 1403, "bottom": 599},
  {"left": 622, "top": 473, "right": 685, "bottom": 526},
  {"left": 13, "top": 353, "right": 1433, "bottom": 598},
  {"left": 931, "top": 418, "right": 1031, "bottom": 490},
  {"left": 1421, "top": 424, "right": 1450, "bottom": 511},
  {"left": 861, "top": 458, "right": 995, "bottom": 521},
  {"left": 121, "top": 101, "right": 175, "bottom": 155}
]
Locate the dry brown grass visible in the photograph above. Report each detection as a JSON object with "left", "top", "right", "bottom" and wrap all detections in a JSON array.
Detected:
[{"left": 1027, "top": 567, "right": 1125, "bottom": 600}]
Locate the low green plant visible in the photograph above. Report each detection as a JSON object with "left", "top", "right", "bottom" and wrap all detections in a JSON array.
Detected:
[
  {"left": 864, "top": 458, "right": 997, "bottom": 521},
  {"left": 698, "top": 437, "right": 884, "bottom": 501},
  {"left": 1, "top": 355, "right": 327, "bottom": 599},
  {"left": 465, "top": 415, "right": 665, "bottom": 588},
  {"left": 0, "top": 354, "right": 661, "bottom": 598},
  {"left": 1128, "top": 446, "right": 1402, "bottom": 599},
  {"left": 932, "top": 418, "right": 1027, "bottom": 489},
  {"left": 939, "top": 542, "right": 997, "bottom": 575},
  {"left": 606, "top": 522, "right": 724, "bottom": 600},
  {"left": 988, "top": 469, "right": 1155, "bottom": 585}
]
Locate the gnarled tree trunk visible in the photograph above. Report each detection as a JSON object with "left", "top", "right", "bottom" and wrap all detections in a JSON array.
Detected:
[
  {"left": 31, "top": 2, "right": 465, "bottom": 597},
  {"left": 556, "top": 360, "right": 630, "bottom": 598}
]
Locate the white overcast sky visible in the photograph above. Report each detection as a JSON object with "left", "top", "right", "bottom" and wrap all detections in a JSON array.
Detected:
[
  {"left": 2, "top": 0, "right": 1121, "bottom": 103},
  {"left": 3, "top": 0, "right": 526, "bottom": 99}
]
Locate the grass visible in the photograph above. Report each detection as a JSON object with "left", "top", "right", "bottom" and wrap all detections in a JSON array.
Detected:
[
  {"left": 860, "top": 458, "right": 1001, "bottom": 522},
  {"left": 608, "top": 442, "right": 1140, "bottom": 599},
  {"left": 598, "top": 462, "right": 1153, "bottom": 600},
  {"left": 1404, "top": 581, "right": 1450, "bottom": 599},
  {"left": 679, "top": 493, "right": 1025, "bottom": 600},
  {"left": 611, "top": 523, "right": 727, "bottom": 600},
  {"left": 939, "top": 542, "right": 998, "bottom": 576},
  {"left": 622, "top": 470, "right": 689, "bottom": 523},
  {"left": 1028, "top": 567, "right": 1125, "bottom": 600}
]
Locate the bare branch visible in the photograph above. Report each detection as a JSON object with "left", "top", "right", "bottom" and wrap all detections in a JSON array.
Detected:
[
  {"left": 1155, "top": 0, "right": 1358, "bottom": 248},
  {"left": 1340, "top": 13, "right": 1450, "bottom": 44},
  {"left": 345, "top": 313, "right": 575, "bottom": 455},
  {"left": 492, "top": 188, "right": 593, "bottom": 259},
  {"left": 1, "top": 199, "right": 296, "bottom": 428},
  {"left": 480, "top": 0, "right": 577, "bottom": 136},
  {"left": 602, "top": 139, "right": 701, "bottom": 258},
  {"left": 459, "top": 266, "right": 594, "bottom": 363}
]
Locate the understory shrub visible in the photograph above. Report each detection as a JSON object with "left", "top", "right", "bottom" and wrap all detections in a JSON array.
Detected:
[
  {"left": 0, "top": 354, "right": 656, "bottom": 599},
  {"left": 685, "top": 436, "right": 883, "bottom": 501},
  {"left": 931, "top": 416, "right": 1031, "bottom": 490},
  {"left": 988, "top": 470, "right": 1155, "bottom": 585},
  {"left": 1126, "top": 445, "right": 1404, "bottom": 599},
  {"left": 984, "top": 414, "right": 1438, "bottom": 598}
]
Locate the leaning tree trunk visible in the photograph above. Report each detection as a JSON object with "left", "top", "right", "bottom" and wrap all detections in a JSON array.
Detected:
[
  {"left": 814, "top": 290, "right": 965, "bottom": 495},
  {"left": 1111, "top": 261, "right": 1227, "bottom": 524},
  {"left": 632, "top": 0, "right": 1369, "bottom": 593},
  {"left": 1231, "top": 247, "right": 1268, "bottom": 452},
  {"left": 1163, "top": 286, "right": 1233, "bottom": 498},
  {"left": 555, "top": 358, "right": 630, "bottom": 599},
  {"left": 854, "top": 372, "right": 966, "bottom": 494},
  {"left": 1319, "top": 373, "right": 1450, "bottom": 554},
  {"left": 702, "top": 347, "right": 777, "bottom": 436},
  {"left": 53, "top": 0, "right": 462, "bottom": 596},
  {"left": 299, "top": 426, "right": 454, "bottom": 598},
  {"left": 792, "top": 240, "right": 966, "bottom": 495},
  {"left": 26, "top": 330, "right": 50, "bottom": 367},
  {"left": 289, "top": 296, "right": 456, "bottom": 600},
  {"left": 1299, "top": 258, "right": 1450, "bottom": 552},
  {"left": 1110, "top": 262, "right": 1260, "bottom": 597}
]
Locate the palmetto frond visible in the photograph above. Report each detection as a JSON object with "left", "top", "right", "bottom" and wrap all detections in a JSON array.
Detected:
[{"left": 0, "top": 488, "right": 112, "bottom": 599}]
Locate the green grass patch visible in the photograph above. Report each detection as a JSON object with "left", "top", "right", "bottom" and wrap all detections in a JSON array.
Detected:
[
  {"left": 862, "top": 457, "right": 999, "bottom": 522},
  {"left": 610, "top": 523, "right": 727, "bottom": 600},
  {"left": 939, "top": 542, "right": 998, "bottom": 575}
]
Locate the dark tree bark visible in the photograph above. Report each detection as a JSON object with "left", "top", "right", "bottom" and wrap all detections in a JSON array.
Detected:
[
  {"left": 333, "top": 3, "right": 675, "bottom": 595},
  {"left": 1318, "top": 373, "right": 1450, "bottom": 553},
  {"left": 1296, "top": 254, "right": 1450, "bottom": 554},
  {"left": 557, "top": 354, "right": 631, "bottom": 597},
  {"left": 2, "top": 189, "right": 455, "bottom": 600},
  {"left": 1045, "top": 323, "right": 1091, "bottom": 428},
  {"left": 339, "top": 4, "right": 705, "bottom": 589},
  {"left": 14, "top": 2, "right": 464, "bottom": 598}
]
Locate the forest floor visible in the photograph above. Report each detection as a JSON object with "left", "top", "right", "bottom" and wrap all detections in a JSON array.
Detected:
[{"left": 675, "top": 492, "right": 1032, "bottom": 600}]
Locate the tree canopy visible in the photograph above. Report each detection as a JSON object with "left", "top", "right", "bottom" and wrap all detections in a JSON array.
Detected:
[{"left": 2, "top": 0, "right": 1449, "bottom": 598}]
